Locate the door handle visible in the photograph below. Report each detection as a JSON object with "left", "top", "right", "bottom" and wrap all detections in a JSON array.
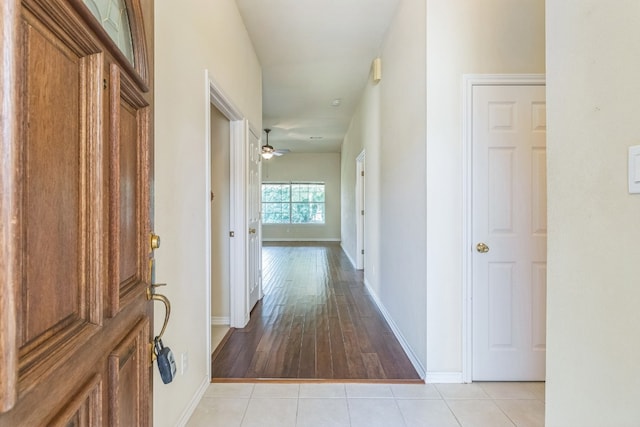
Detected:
[
  {"left": 146, "top": 232, "right": 176, "bottom": 383},
  {"left": 476, "top": 242, "right": 490, "bottom": 253},
  {"left": 147, "top": 284, "right": 171, "bottom": 339},
  {"left": 146, "top": 285, "right": 176, "bottom": 383}
]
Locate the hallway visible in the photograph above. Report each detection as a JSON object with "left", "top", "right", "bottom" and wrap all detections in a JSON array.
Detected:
[{"left": 211, "top": 242, "right": 420, "bottom": 380}]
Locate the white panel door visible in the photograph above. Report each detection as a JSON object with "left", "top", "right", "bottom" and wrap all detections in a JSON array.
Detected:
[
  {"left": 472, "top": 84, "right": 547, "bottom": 381},
  {"left": 247, "top": 130, "right": 262, "bottom": 311}
]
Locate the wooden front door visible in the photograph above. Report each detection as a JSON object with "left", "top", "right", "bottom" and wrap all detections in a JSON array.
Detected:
[{"left": 0, "top": 0, "right": 155, "bottom": 425}]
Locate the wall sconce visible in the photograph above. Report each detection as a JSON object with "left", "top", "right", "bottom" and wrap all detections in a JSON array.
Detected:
[{"left": 372, "top": 57, "right": 382, "bottom": 84}]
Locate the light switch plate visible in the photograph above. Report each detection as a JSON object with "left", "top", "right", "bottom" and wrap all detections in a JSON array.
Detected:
[{"left": 629, "top": 145, "right": 640, "bottom": 194}]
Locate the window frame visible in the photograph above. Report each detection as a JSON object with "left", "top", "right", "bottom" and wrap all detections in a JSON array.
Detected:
[{"left": 261, "top": 181, "right": 326, "bottom": 225}]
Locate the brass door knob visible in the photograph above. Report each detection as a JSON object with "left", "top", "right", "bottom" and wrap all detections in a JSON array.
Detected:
[
  {"left": 476, "top": 242, "right": 490, "bottom": 253},
  {"left": 151, "top": 233, "right": 161, "bottom": 250}
]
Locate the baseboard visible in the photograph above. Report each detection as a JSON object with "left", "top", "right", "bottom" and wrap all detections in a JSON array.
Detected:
[
  {"left": 211, "top": 316, "right": 230, "bottom": 325},
  {"left": 425, "top": 372, "right": 465, "bottom": 384},
  {"left": 174, "top": 375, "right": 210, "bottom": 427},
  {"left": 363, "top": 279, "right": 427, "bottom": 380},
  {"left": 262, "top": 238, "right": 341, "bottom": 242},
  {"left": 341, "top": 243, "right": 357, "bottom": 269}
]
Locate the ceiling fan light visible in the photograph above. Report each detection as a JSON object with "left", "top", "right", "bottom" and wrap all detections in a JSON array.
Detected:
[
  {"left": 262, "top": 128, "right": 276, "bottom": 159},
  {"left": 261, "top": 143, "right": 275, "bottom": 159}
]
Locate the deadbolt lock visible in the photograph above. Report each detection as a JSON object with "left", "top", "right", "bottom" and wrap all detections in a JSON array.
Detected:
[{"left": 150, "top": 233, "right": 161, "bottom": 250}]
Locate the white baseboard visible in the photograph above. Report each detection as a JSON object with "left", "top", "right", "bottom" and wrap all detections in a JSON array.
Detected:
[
  {"left": 363, "top": 279, "right": 427, "bottom": 380},
  {"left": 174, "top": 375, "right": 210, "bottom": 427},
  {"left": 340, "top": 243, "right": 357, "bottom": 269},
  {"left": 425, "top": 371, "right": 465, "bottom": 384},
  {"left": 211, "top": 316, "right": 230, "bottom": 325},
  {"left": 262, "top": 238, "right": 341, "bottom": 242}
]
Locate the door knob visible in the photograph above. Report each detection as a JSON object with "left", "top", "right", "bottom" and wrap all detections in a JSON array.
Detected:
[{"left": 476, "top": 242, "right": 490, "bottom": 253}]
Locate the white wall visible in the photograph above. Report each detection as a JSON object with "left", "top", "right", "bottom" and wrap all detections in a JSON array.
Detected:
[
  {"left": 341, "top": 0, "right": 427, "bottom": 373},
  {"left": 262, "top": 153, "right": 341, "bottom": 241},
  {"left": 154, "top": 1, "right": 261, "bottom": 425},
  {"left": 210, "top": 106, "right": 231, "bottom": 321},
  {"left": 341, "top": 71, "right": 381, "bottom": 277},
  {"left": 377, "top": 0, "right": 428, "bottom": 370},
  {"left": 546, "top": 1, "right": 640, "bottom": 425},
  {"left": 425, "top": 0, "right": 545, "bottom": 379}
]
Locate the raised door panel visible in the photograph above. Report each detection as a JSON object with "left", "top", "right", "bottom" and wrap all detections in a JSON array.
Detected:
[
  {"left": 108, "top": 318, "right": 149, "bottom": 427},
  {"left": 17, "top": 1, "right": 103, "bottom": 396},
  {"left": 108, "top": 63, "right": 150, "bottom": 316},
  {"left": 48, "top": 375, "right": 103, "bottom": 426}
]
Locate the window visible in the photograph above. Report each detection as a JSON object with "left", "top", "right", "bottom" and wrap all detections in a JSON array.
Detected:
[
  {"left": 83, "top": 0, "right": 135, "bottom": 64},
  {"left": 262, "top": 182, "right": 325, "bottom": 224}
]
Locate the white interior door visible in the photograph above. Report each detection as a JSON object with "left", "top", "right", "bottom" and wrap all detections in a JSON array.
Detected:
[
  {"left": 472, "top": 84, "right": 547, "bottom": 381},
  {"left": 247, "top": 130, "right": 262, "bottom": 311}
]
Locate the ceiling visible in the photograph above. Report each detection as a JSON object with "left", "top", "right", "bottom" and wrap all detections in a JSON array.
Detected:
[{"left": 235, "top": 0, "right": 400, "bottom": 154}]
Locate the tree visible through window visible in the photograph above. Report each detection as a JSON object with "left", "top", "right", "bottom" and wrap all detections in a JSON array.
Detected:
[{"left": 262, "top": 182, "right": 325, "bottom": 224}]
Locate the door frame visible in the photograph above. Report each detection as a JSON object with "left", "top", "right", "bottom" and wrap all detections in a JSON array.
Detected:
[
  {"left": 204, "top": 71, "right": 254, "bottom": 371},
  {"left": 356, "top": 150, "right": 365, "bottom": 270},
  {"left": 461, "top": 74, "right": 545, "bottom": 383}
]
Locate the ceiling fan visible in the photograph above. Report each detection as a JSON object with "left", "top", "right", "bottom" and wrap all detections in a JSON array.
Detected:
[{"left": 261, "top": 129, "right": 289, "bottom": 159}]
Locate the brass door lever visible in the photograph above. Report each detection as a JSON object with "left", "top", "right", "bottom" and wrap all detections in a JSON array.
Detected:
[{"left": 147, "top": 284, "right": 171, "bottom": 340}]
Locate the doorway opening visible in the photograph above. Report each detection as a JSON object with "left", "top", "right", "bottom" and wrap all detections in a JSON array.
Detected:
[
  {"left": 209, "top": 102, "right": 232, "bottom": 352},
  {"left": 205, "top": 71, "right": 255, "bottom": 378}
]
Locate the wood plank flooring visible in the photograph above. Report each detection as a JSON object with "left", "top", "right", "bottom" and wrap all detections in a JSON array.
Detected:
[{"left": 211, "top": 242, "right": 421, "bottom": 381}]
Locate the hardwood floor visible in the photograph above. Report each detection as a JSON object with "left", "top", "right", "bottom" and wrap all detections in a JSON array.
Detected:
[{"left": 211, "top": 242, "right": 421, "bottom": 381}]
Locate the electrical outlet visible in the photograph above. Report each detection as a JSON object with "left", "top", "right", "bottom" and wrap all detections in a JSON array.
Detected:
[{"left": 181, "top": 352, "right": 189, "bottom": 375}]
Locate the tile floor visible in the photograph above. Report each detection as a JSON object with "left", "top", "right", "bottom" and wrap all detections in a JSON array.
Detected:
[{"left": 186, "top": 381, "right": 544, "bottom": 427}]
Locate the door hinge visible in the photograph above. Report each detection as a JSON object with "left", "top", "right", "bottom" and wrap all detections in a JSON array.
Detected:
[
  {"left": 229, "top": 231, "right": 235, "bottom": 237},
  {"left": 361, "top": 249, "right": 364, "bottom": 255},
  {"left": 361, "top": 210, "right": 364, "bottom": 215},
  {"left": 361, "top": 171, "right": 364, "bottom": 177}
]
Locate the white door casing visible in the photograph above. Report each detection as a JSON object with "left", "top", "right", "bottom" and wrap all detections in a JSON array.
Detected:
[
  {"left": 206, "top": 73, "right": 254, "bottom": 332},
  {"left": 356, "top": 150, "right": 365, "bottom": 270},
  {"left": 463, "top": 76, "right": 547, "bottom": 381}
]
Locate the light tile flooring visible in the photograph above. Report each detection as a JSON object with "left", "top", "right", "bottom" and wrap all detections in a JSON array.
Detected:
[{"left": 186, "top": 381, "right": 545, "bottom": 427}]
